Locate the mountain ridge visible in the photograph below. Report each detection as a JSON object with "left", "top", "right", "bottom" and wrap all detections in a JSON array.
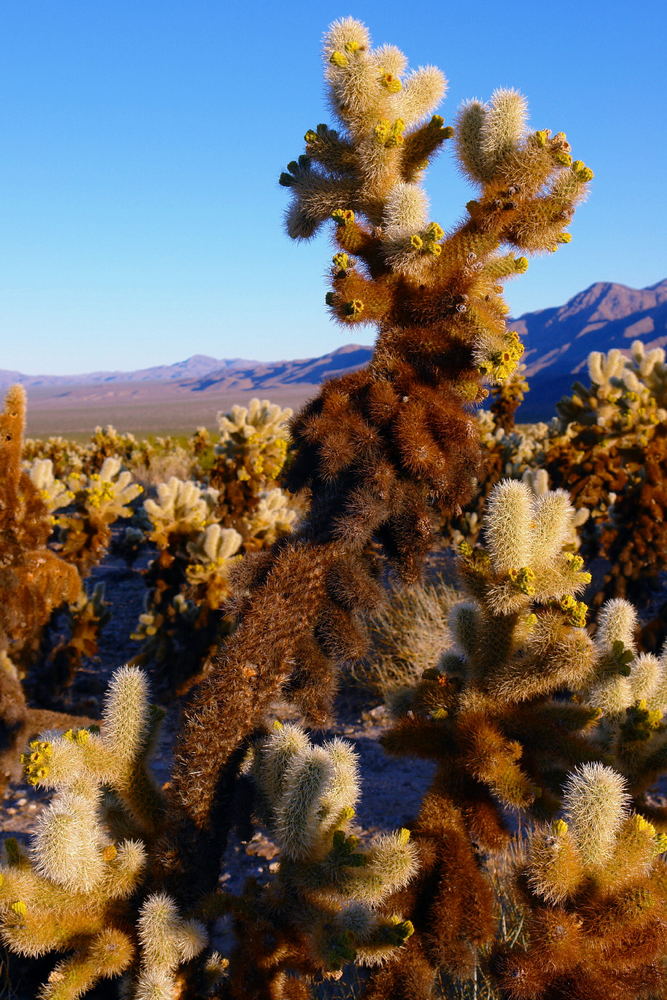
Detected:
[{"left": 4, "top": 278, "right": 666, "bottom": 424}]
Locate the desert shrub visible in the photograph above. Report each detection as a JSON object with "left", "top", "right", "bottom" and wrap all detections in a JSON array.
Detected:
[{"left": 351, "top": 578, "right": 458, "bottom": 695}]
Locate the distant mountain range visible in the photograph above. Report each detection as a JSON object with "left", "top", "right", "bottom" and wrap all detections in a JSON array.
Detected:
[{"left": 3, "top": 279, "right": 666, "bottom": 429}]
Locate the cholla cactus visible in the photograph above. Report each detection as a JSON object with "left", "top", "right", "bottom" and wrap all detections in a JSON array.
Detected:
[
  {"left": 0, "top": 666, "right": 202, "bottom": 999},
  {"left": 374, "top": 479, "right": 604, "bottom": 994},
  {"left": 143, "top": 477, "right": 218, "bottom": 549},
  {"left": 185, "top": 524, "right": 243, "bottom": 608},
  {"left": 546, "top": 342, "right": 667, "bottom": 610},
  {"left": 167, "top": 17, "right": 590, "bottom": 911},
  {"left": 583, "top": 600, "right": 667, "bottom": 823},
  {"left": 557, "top": 341, "right": 667, "bottom": 436},
  {"left": 240, "top": 487, "right": 298, "bottom": 549},
  {"left": 496, "top": 763, "right": 667, "bottom": 999},
  {"left": 22, "top": 435, "right": 86, "bottom": 479},
  {"left": 0, "top": 386, "right": 82, "bottom": 780},
  {"left": 216, "top": 398, "right": 292, "bottom": 485},
  {"left": 489, "top": 362, "right": 529, "bottom": 433},
  {"left": 54, "top": 457, "right": 143, "bottom": 576},
  {"left": 27, "top": 458, "right": 75, "bottom": 519},
  {"left": 135, "top": 892, "right": 207, "bottom": 1000},
  {"left": 38, "top": 582, "right": 111, "bottom": 691},
  {"left": 222, "top": 723, "right": 417, "bottom": 997}
]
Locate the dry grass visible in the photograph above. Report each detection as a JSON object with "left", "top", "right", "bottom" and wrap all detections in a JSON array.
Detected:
[{"left": 350, "top": 576, "right": 460, "bottom": 696}]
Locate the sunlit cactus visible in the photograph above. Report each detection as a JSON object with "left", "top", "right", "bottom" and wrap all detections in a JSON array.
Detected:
[
  {"left": 0, "top": 384, "right": 82, "bottom": 782},
  {"left": 185, "top": 523, "right": 243, "bottom": 608},
  {"left": 26, "top": 457, "right": 75, "bottom": 519},
  {"left": 167, "top": 16, "right": 591, "bottom": 923},
  {"left": 240, "top": 487, "right": 298, "bottom": 548},
  {"left": 135, "top": 892, "right": 206, "bottom": 1000},
  {"left": 376, "top": 478, "right": 603, "bottom": 991},
  {"left": 215, "top": 397, "right": 293, "bottom": 486},
  {"left": 143, "top": 477, "right": 219, "bottom": 548},
  {"left": 0, "top": 666, "right": 178, "bottom": 998},
  {"left": 221, "top": 723, "right": 417, "bottom": 997},
  {"left": 497, "top": 763, "right": 667, "bottom": 999}
]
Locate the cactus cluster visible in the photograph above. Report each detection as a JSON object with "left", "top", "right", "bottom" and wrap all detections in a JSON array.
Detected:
[
  {"left": 132, "top": 402, "right": 298, "bottom": 688},
  {"left": 0, "top": 385, "right": 86, "bottom": 786},
  {"left": 361, "top": 475, "right": 667, "bottom": 998}
]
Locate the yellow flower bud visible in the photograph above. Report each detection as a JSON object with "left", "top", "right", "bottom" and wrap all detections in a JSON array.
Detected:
[
  {"left": 330, "top": 51, "right": 348, "bottom": 68},
  {"left": 379, "top": 72, "right": 401, "bottom": 93}
]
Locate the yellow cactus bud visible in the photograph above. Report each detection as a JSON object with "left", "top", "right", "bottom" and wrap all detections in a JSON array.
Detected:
[
  {"left": 304, "top": 129, "right": 318, "bottom": 143},
  {"left": 332, "top": 208, "right": 355, "bottom": 226},
  {"left": 379, "top": 71, "right": 401, "bottom": 93},
  {"left": 534, "top": 129, "right": 550, "bottom": 146},
  {"left": 63, "top": 729, "right": 75, "bottom": 742},
  {"left": 398, "top": 828, "right": 411, "bottom": 845},
  {"left": 410, "top": 234, "right": 423, "bottom": 250},
  {"left": 557, "top": 232, "right": 572, "bottom": 243},
  {"left": 514, "top": 257, "right": 529, "bottom": 272},
  {"left": 655, "top": 833, "right": 667, "bottom": 854},
  {"left": 427, "top": 243, "right": 442, "bottom": 256},
  {"left": 426, "top": 222, "right": 444, "bottom": 241},
  {"left": 10, "top": 901, "right": 27, "bottom": 918},
  {"left": 554, "top": 151, "right": 572, "bottom": 166},
  {"left": 74, "top": 728, "right": 90, "bottom": 745},
  {"left": 330, "top": 51, "right": 348, "bottom": 68},
  {"left": 332, "top": 252, "right": 350, "bottom": 271},
  {"left": 273, "top": 720, "right": 284, "bottom": 730},
  {"left": 552, "top": 819, "right": 569, "bottom": 836},
  {"left": 572, "top": 160, "right": 594, "bottom": 181},
  {"left": 508, "top": 566, "right": 536, "bottom": 595},
  {"left": 345, "top": 39, "right": 362, "bottom": 52},
  {"left": 102, "top": 844, "right": 118, "bottom": 862},
  {"left": 343, "top": 299, "right": 364, "bottom": 317},
  {"left": 374, "top": 119, "right": 390, "bottom": 142},
  {"left": 633, "top": 814, "right": 656, "bottom": 837}
]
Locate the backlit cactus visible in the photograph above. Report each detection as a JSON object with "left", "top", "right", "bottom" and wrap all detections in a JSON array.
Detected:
[
  {"left": 496, "top": 764, "right": 667, "bottom": 999},
  {"left": 371, "top": 479, "right": 607, "bottom": 995},
  {"left": 167, "top": 15, "right": 589, "bottom": 912},
  {"left": 0, "top": 666, "right": 197, "bottom": 999},
  {"left": 222, "top": 723, "right": 417, "bottom": 997},
  {"left": 0, "top": 385, "right": 83, "bottom": 784}
]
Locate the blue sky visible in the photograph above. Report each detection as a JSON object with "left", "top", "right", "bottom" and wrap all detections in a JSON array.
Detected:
[{"left": 1, "top": 0, "right": 665, "bottom": 374}]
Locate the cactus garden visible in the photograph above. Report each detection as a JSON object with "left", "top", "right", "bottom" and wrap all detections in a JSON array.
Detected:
[{"left": 2, "top": 15, "right": 667, "bottom": 1000}]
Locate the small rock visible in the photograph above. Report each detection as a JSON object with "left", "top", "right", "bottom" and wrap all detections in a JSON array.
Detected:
[{"left": 16, "top": 797, "right": 27, "bottom": 807}]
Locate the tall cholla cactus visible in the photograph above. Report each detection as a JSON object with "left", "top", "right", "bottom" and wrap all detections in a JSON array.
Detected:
[
  {"left": 0, "top": 666, "right": 205, "bottom": 999},
  {"left": 164, "top": 15, "right": 590, "bottom": 907},
  {"left": 221, "top": 723, "right": 417, "bottom": 998},
  {"left": 496, "top": 763, "right": 667, "bottom": 999},
  {"left": 369, "top": 479, "right": 604, "bottom": 997}
]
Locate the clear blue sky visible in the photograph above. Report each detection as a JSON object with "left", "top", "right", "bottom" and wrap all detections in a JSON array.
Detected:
[{"left": 1, "top": 0, "right": 665, "bottom": 375}]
